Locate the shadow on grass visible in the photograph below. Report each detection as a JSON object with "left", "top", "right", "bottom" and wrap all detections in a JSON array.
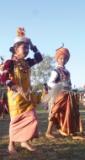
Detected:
[
  {"left": 0, "top": 111, "right": 85, "bottom": 159},
  {"left": 1, "top": 136, "right": 85, "bottom": 160}
]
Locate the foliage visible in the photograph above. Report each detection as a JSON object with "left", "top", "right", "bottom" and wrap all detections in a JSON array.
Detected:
[{"left": 31, "top": 55, "right": 55, "bottom": 89}]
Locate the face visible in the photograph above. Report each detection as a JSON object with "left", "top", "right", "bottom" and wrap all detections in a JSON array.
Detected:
[
  {"left": 15, "top": 43, "right": 29, "bottom": 59},
  {"left": 57, "top": 55, "right": 67, "bottom": 66}
]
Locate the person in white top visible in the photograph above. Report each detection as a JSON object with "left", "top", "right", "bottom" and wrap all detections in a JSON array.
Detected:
[{"left": 46, "top": 46, "right": 82, "bottom": 139}]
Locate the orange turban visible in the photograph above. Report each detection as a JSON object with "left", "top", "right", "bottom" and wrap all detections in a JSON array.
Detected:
[{"left": 55, "top": 48, "right": 70, "bottom": 62}]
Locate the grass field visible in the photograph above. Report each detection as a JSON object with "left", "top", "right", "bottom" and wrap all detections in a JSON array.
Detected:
[{"left": 0, "top": 105, "right": 85, "bottom": 160}]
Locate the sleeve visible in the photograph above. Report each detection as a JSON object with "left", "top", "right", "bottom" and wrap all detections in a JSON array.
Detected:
[
  {"left": 26, "top": 39, "right": 43, "bottom": 67},
  {"left": 47, "top": 70, "right": 58, "bottom": 88},
  {"left": 0, "top": 60, "right": 14, "bottom": 87}
]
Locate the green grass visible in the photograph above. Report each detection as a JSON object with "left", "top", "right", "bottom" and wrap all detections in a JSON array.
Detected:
[{"left": 0, "top": 107, "right": 85, "bottom": 160}]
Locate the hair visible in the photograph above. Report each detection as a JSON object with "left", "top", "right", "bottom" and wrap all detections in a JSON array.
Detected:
[{"left": 10, "top": 41, "right": 28, "bottom": 58}]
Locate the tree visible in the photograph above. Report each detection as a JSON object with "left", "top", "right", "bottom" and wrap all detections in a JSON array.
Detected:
[{"left": 31, "top": 55, "right": 55, "bottom": 89}]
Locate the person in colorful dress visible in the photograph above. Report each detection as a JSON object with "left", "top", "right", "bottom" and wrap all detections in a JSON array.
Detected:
[
  {"left": 1, "top": 27, "right": 43, "bottom": 153},
  {"left": 46, "top": 45, "right": 82, "bottom": 139}
]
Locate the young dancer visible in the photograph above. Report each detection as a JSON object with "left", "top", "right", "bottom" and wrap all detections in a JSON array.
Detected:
[
  {"left": 1, "top": 27, "right": 43, "bottom": 153},
  {"left": 46, "top": 46, "right": 82, "bottom": 139}
]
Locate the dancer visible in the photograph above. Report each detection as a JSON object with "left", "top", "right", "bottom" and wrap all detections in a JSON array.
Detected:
[
  {"left": 46, "top": 45, "right": 82, "bottom": 139},
  {"left": 1, "top": 27, "right": 43, "bottom": 153}
]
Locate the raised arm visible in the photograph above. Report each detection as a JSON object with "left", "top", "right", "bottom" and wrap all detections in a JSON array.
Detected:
[{"left": 26, "top": 39, "right": 43, "bottom": 67}]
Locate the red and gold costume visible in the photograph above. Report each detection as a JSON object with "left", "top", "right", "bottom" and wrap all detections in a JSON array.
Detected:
[{"left": 0, "top": 27, "right": 43, "bottom": 142}]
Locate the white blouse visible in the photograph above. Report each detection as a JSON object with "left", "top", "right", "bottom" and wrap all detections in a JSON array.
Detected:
[
  {"left": 47, "top": 65, "right": 71, "bottom": 89},
  {"left": 47, "top": 70, "right": 58, "bottom": 88}
]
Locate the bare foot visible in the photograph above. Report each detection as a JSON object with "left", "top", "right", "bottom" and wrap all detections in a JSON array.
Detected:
[
  {"left": 45, "top": 133, "right": 55, "bottom": 139},
  {"left": 21, "top": 142, "right": 36, "bottom": 151},
  {"left": 8, "top": 145, "right": 17, "bottom": 155},
  {"left": 58, "top": 129, "right": 68, "bottom": 137},
  {"left": 72, "top": 135, "right": 85, "bottom": 140}
]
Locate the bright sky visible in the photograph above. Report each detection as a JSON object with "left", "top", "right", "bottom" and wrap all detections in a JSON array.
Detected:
[{"left": 0, "top": 0, "right": 85, "bottom": 88}]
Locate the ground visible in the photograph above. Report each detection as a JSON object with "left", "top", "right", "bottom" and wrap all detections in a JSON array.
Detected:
[{"left": 0, "top": 107, "right": 85, "bottom": 160}]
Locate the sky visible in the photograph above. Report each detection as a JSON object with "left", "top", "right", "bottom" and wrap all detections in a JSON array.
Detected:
[{"left": 0, "top": 0, "right": 85, "bottom": 88}]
